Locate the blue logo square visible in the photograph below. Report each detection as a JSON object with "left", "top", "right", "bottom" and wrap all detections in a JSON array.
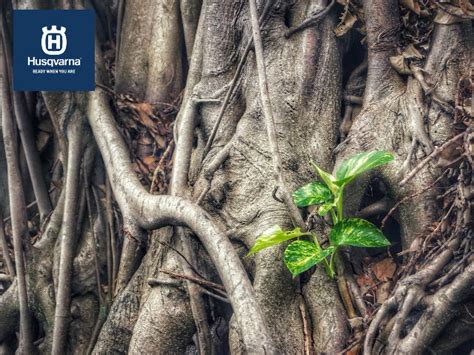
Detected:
[{"left": 13, "top": 10, "right": 95, "bottom": 91}]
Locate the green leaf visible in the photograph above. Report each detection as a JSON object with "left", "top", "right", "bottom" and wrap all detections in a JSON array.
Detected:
[
  {"left": 330, "top": 218, "right": 390, "bottom": 248},
  {"left": 293, "top": 182, "right": 333, "bottom": 207},
  {"left": 318, "top": 203, "right": 334, "bottom": 216},
  {"left": 335, "top": 151, "right": 394, "bottom": 186},
  {"left": 310, "top": 161, "right": 338, "bottom": 194},
  {"left": 284, "top": 241, "right": 335, "bottom": 277},
  {"left": 248, "top": 226, "right": 311, "bottom": 256}
]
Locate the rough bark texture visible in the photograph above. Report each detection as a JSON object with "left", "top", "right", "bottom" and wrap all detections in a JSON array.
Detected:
[{"left": 0, "top": 0, "right": 473, "bottom": 354}]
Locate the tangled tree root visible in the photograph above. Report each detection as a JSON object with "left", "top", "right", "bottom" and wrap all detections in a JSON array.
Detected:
[{"left": 0, "top": 0, "right": 472, "bottom": 353}]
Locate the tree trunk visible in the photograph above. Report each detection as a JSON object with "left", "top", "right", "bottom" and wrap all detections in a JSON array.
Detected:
[{"left": 0, "top": 0, "right": 473, "bottom": 354}]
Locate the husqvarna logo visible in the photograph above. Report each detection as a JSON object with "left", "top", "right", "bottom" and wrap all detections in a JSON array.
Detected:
[
  {"left": 41, "top": 26, "right": 67, "bottom": 55},
  {"left": 13, "top": 9, "right": 95, "bottom": 91}
]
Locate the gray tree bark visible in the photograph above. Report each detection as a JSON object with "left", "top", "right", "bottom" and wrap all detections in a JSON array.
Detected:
[{"left": 0, "top": 0, "right": 472, "bottom": 354}]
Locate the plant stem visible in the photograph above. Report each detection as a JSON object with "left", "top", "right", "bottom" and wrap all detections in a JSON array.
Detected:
[
  {"left": 311, "top": 233, "right": 321, "bottom": 249},
  {"left": 313, "top": 234, "right": 332, "bottom": 273},
  {"left": 336, "top": 190, "right": 344, "bottom": 222},
  {"left": 329, "top": 248, "right": 338, "bottom": 279},
  {"left": 332, "top": 191, "right": 345, "bottom": 278},
  {"left": 324, "top": 259, "right": 332, "bottom": 277}
]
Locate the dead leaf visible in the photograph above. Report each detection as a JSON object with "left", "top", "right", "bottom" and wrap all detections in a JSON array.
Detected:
[
  {"left": 400, "top": 0, "right": 420, "bottom": 15},
  {"left": 357, "top": 273, "right": 376, "bottom": 295},
  {"left": 134, "top": 102, "right": 156, "bottom": 117},
  {"left": 371, "top": 258, "right": 397, "bottom": 282},
  {"left": 409, "top": 236, "right": 422, "bottom": 252},
  {"left": 137, "top": 135, "right": 154, "bottom": 145},
  {"left": 153, "top": 134, "right": 166, "bottom": 148},
  {"left": 137, "top": 111, "right": 156, "bottom": 130},
  {"left": 129, "top": 102, "right": 159, "bottom": 131},
  {"left": 142, "top": 155, "right": 156, "bottom": 166},
  {"left": 36, "top": 131, "right": 51, "bottom": 152},
  {"left": 433, "top": 4, "right": 473, "bottom": 25},
  {"left": 376, "top": 281, "right": 392, "bottom": 304},
  {"left": 334, "top": 11, "right": 357, "bottom": 37},
  {"left": 346, "top": 344, "right": 361, "bottom": 355},
  {"left": 419, "top": 42, "right": 429, "bottom": 52},
  {"left": 389, "top": 55, "right": 412, "bottom": 75},
  {"left": 402, "top": 44, "right": 423, "bottom": 59},
  {"left": 136, "top": 142, "right": 154, "bottom": 157}
]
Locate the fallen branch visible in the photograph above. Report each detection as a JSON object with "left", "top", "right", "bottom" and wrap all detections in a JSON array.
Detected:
[
  {"left": 148, "top": 276, "right": 229, "bottom": 303},
  {"left": 156, "top": 269, "right": 225, "bottom": 291},
  {"left": 156, "top": 240, "right": 205, "bottom": 279}
]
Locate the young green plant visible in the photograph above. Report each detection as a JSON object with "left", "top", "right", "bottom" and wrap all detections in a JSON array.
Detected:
[{"left": 248, "top": 151, "right": 394, "bottom": 278}]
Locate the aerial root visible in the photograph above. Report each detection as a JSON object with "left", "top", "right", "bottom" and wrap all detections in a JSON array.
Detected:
[
  {"left": 51, "top": 120, "right": 84, "bottom": 355},
  {"left": 397, "top": 260, "right": 474, "bottom": 353},
  {"left": 356, "top": 197, "right": 393, "bottom": 219},
  {"left": 196, "top": 141, "right": 233, "bottom": 205},
  {"left": 114, "top": 221, "right": 146, "bottom": 295},
  {"left": 399, "top": 131, "right": 466, "bottom": 186},
  {"left": 0, "top": 26, "right": 35, "bottom": 352},
  {"left": 340, "top": 59, "right": 367, "bottom": 139},
  {"left": 89, "top": 81, "right": 277, "bottom": 352},
  {"left": 364, "top": 235, "right": 463, "bottom": 354},
  {"left": 284, "top": 0, "right": 336, "bottom": 38},
  {"left": 248, "top": 0, "right": 305, "bottom": 229},
  {"left": 202, "top": 0, "right": 274, "bottom": 159},
  {"left": 177, "top": 228, "right": 212, "bottom": 354}
]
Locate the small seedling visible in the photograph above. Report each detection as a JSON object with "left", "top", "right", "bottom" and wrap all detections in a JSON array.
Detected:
[{"left": 248, "top": 151, "right": 394, "bottom": 278}]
